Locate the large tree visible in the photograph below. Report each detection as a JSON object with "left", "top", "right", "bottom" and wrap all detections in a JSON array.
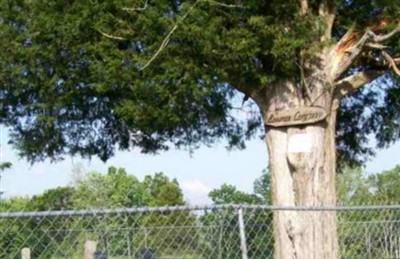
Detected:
[{"left": 1, "top": 0, "right": 400, "bottom": 258}]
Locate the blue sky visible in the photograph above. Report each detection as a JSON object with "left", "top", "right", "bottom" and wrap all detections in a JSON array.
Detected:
[{"left": 1, "top": 125, "right": 400, "bottom": 205}]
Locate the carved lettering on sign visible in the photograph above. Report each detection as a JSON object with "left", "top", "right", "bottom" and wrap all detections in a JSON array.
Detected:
[{"left": 265, "top": 106, "right": 328, "bottom": 127}]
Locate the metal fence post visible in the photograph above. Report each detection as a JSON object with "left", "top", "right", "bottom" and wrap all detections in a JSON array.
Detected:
[{"left": 238, "top": 207, "right": 249, "bottom": 259}]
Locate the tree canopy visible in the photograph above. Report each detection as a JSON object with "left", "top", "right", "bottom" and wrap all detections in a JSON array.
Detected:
[{"left": 1, "top": 0, "right": 400, "bottom": 165}]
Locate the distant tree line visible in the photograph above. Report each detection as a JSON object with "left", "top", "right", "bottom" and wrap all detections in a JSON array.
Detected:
[
  {"left": 0, "top": 167, "right": 190, "bottom": 257},
  {"left": 0, "top": 165, "right": 400, "bottom": 258}
]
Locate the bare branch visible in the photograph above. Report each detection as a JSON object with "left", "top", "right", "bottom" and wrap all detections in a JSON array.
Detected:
[
  {"left": 140, "top": 25, "right": 177, "bottom": 70},
  {"left": 122, "top": 0, "right": 148, "bottom": 12},
  {"left": 303, "top": 78, "right": 313, "bottom": 102},
  {"left": 333, "top": 70, "right": 382, "bottom": 98},
  {"left": 368, "top": 26, "right": 400, "bottom": 43},
  {"left": 318, "top": 0, "right": 336, "bottom": 40},
  {"left": 206, "top": 0, "right": 244, "bottom": 8},
  {"left": 140, "top": 0, "right": 201, "bottom": 70},
  {"left": 295, "top": 59, "right": 312, "bottom": 101},
  {"left": 382, "top": 51, "right": 400, "bottom": 76},
  {"left": 123, "top": 0, "right": 244, "bottom": 13},
  {"left": 310, "top": 89, "right": 329, "bottom": 106},
  {"left": 97, "top": 29, "right": 126, "bottom": 41},
  {"left": 140, "top": 0, "right": 243, "bottom": 71},
  {"left": 139, "top": 0, "right": 245, "bottom": 70},
  {"left": 365, "top": 43, "right": 388, "bottom": 49}
]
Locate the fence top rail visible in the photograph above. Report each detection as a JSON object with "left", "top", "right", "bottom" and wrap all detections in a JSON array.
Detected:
[{"left": 1, "top": 204, "right": 400, "bottom": 218}]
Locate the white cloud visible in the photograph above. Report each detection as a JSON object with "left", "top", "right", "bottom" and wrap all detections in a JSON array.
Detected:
[{"left": 181, "top": 180, "right": 211, "bottom": 194}]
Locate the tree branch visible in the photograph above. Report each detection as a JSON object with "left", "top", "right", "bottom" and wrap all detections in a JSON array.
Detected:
[
  {"left": 206, "top": 0, "right": 244, "bottom": 8},
  {"left": 332, "top": 29, "right": 371, "bottom": 79},
  {"left": 139, "top": 24, "right": 178, "bottom": 71},
  {"left": 295, "top": 59, "right": 312, "bottom": 101},
  {"left": 368, "top": 26, "right": 400, "bottom": 42},
  {"left": 97, "top": 29, "right": 126, "bottom": 41},
  {"left": 332, "top": 25, "right": 400, "bottom": 80},
  {"left": 318, "top": 0, "right": 336, "bottom": 40},
  {"left": 365, "top": 42, "right": 388, "bottom": 50},
  {"left": 140, "top": 0, "right": 243, "bottom": 71},
  {"left": 333, "top": 70, "right": 382, "bottom": 98},
  {"left": 139, "top": 0, "right": 201, "bottom": 70},
  {"left": 122, "top": 0, "right": 148, "bottom": 12},
  {"left": 381, "top": 51, "right": 400, "bottom": 76}
]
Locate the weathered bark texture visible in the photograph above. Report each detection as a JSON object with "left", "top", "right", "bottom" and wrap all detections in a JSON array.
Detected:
[
  {"left": 243, "top": 3, "right": 400, "bottom": 258},
  {"left": 256, "top": 56, "right": 339, "bottom": 258},
  {"left": 236, "top": 3, "right": 400, "bottom": 258}
]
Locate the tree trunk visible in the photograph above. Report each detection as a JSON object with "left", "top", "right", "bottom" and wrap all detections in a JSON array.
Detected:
[{"left": 259, "top": 74, "right": 339, "bottom": 258}]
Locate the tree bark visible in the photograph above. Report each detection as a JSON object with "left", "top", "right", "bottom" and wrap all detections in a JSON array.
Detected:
[{"left": 258, "top": 71, "right": 339, "bottom": 258}]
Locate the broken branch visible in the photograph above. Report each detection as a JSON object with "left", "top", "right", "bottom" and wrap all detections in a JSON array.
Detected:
[
  {"left": 333, "top": 70, "right": 382, "bottom": 98},
  {"left": 332, "top": 29, "right": 372, "bottom": 79},
  {"left": 332, "top": 25, "right": 400, "bottom": 80}
]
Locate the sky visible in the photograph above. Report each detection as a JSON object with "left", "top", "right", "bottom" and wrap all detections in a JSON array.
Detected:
[{"left": 1, "top": 125, "right": 400, "bottom": 205}]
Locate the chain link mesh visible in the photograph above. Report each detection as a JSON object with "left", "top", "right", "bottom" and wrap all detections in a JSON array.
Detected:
[{"left": 0, "top": 205, "right": 400, "bottom": 258}]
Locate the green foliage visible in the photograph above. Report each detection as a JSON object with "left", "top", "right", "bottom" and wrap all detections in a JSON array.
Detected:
[
  {"left": 253, "top": 169, "right": 272, "bottom": 204},
  {"left": 337, "top": 165, "right": 400, "bottom": 258},
  {"left": 368, "top": 165, "right": 400, "bottom": 202},
  {"left": 0, "top": 166, "right": 190, "bottom": 257},
  {"left": 337, "top": 78, "right": 400, "bottom": 166},
  {"left": 143, "top": 173, "right": 184, "bottom": 206},
  {"left": 205, "top": 172, "right": 273, "bottom": 258},
  {"left": 337, "top": 165, "right": 400, "bottom": 205},
  {"left": 0, "top": 0, "right": 242, "bottom": 162},
  {"left": 73, "top": 167, "right": 152, "bottom": 208},
  {"left": 0, "top": 162, "right": 12, "bottom": 171},
  {"left": 1, "top": 164, "right": 400, "bottom": 257},
  {"left": 30, "top": 187, "right": 75, "bottom": 211},
  {"left": 205, "top": 165, "right": 400, "bottom": 259},
  {"left": 208, "top": 169, "right": 271, "bottom": 205},
  {"left": 209, "top": 183, "right": 262, "bottom": 204},
  {"left": 337, "top": 166, "right": 371, "bottom": 205},
  {"left": 200, "top": 207, "right": 243, "bottom": 258},
  {"left": 0, "top": 196, "right": 30, "bottom": 212},
  {"left": 70, "top": 167, "right": 186, "bottom": 209},
  {"left": 1, "top": 1, "right": 399, "bottom": 164}
]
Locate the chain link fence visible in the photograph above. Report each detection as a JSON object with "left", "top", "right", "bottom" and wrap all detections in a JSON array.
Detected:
[{"left": 0, "top": 204, "right": 400, "bottom": 258}]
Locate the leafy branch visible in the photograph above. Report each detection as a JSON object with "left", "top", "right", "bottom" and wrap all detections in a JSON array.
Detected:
[
  {"left": 139, "top": 0, "right": 244, "bottom": 70},
  {"left": 0, "top": 162, "right": 12, "bottom": 171}
]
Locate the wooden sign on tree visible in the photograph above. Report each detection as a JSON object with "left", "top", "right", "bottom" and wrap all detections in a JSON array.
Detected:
[{"left": 265, "top": 106, "right": 328, "bottom": 127}]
